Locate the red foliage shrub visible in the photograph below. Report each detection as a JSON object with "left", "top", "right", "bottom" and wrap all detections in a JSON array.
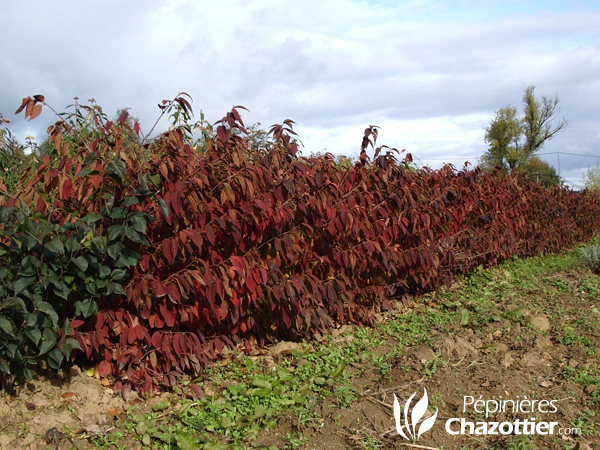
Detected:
[{"left": 3, "top": 95, "right": 599, "bottom": 395}]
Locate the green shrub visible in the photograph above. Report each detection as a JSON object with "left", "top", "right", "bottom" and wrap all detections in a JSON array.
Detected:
[{"left": 581, "top": 245, "right": 600, "bottom": 273}]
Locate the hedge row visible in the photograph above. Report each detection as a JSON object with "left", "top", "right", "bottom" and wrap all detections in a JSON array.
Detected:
[{"left": 1, "top": 95, "right": 598, "bottom": 395}]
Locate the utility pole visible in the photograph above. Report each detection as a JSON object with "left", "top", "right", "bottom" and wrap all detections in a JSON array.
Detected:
[{"left": 557, "top": 152, "right": 561, "bottom": 178}]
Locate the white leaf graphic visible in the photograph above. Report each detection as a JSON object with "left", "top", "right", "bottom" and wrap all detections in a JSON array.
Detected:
[
  {"left": 411, "top": 389, "right": 429, "bottom": 437},
  {"left": 417, "top": 409, "right": 438, "bottom": 439},
  {"left": 393, "top": 394, "right": 411, "bottom": 441},
  {"left": 404, "top": 391, "right": 416, "bottom": 439}
]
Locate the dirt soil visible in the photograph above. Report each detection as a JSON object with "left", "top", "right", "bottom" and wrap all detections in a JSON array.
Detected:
[
  {"left": 0, "top": 257, "right": 599, "bottom": 450},
  {"left": 292, "top": 317, "right": 598, "bottom": 450}
]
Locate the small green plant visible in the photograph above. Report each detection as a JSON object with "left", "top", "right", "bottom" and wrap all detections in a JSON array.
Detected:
[
  {"left": 499, "top": 435, "right": 538, "bottom": 450},
  {"left": 581, "top": 245, "right": 600, "bottom": 273},
  {"left": 423, "top": 356, "right": 445, "bottom": 378},
  {"left": 570, "top": 408, "right": 599, "bottom": 437},
  {"left": 360, "top": 431, "right": 380, "bottom": 450}
]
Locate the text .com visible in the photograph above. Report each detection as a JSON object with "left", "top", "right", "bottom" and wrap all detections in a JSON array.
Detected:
[{"left": 445, "top": 418, "right": 580, "bottom": 436}]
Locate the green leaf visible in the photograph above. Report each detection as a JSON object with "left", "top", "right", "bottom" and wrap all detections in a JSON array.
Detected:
[
  {"left": 158, "top": 198, "right": 170, "bottom": 218},
  {"left": 107, "top": 242, "right": 123, "bottom": 261},
  {"left": 23, "top": 367, "right": 33, "bottom": 381},
  {"left": 0, "top": 361, "right": 9, "bottom": 374},
  {"left": 45, "top": 238, "right": 65, "bottom": 254},
  {"left": 250, "top": 377, "right": 272, "bottom": 389},
  {"left": 76, "top": 299, "right": 98, "bottom": 319},
  {"left": 62, "top": 319, "right": 72, "bottom": 335},
  {"left": 14, "top": 276, "right": 35, "bottom": 293},
  {"left": 77, "top": 166, "right": 92, "bottom": 178},
  {"left": 110, "top": 268, "right": 128, "bottom": 281},
  {"left": 152, "top": 401, "right": 171, "bottom": 412},
  {"left": 152, "top": 432, "right": 175, "bottom": 444},
  {"left": 39, "top": 328, "right": 57, "bottom": 355},
  {"left": 85, "top": 282, "right": 98, "bottom": 296},
  {"left": 3, "top": 297, "right": 26, "bottom": 311},
  {"left": 129, "top": 214, "right": 147, "bottom": 232},
  {"left": 20, "top": 255, "right": 40, "bottom": 276},
  {"left": 106, "top": 157, "right": 126, "bottom": 182},
  {"left": 0, "top": 317, "right": 14, "bottom": 336},
  {"left": 123, "top": 226, "right": 138, "bottom": 242},
  {"left": 175, "top": 431, "right": 197, "bottom": 450},
  {"left": 459, "top": 309, "right": 470, "bottom": 326},
  {"left": 73, "top": 256, "right": 88, "bottom": 272},
  {"left": 254, "top": 404, "right": 266, "bottom": 418},
  {"left": 19, "top": 234, "right": 38, "bottom": 251},
  {"left": 52, "top": 281, "right": 70, "bottom": 300},
  {"left": 124, "top": 196, "right": 139, "bottom": 207},
  {"left": 109, "top": 207, "right": 127, "bottom": 220},
  {"left": 25, "top": 328, "right": 41, "bottom": 346},
  {"left": 34, "top": 299, "right": 59, "bottom": 328},
  {"left": 116, "top": 247, "right": 141, "bottom": 268},
  {"left": 113, "top": 283, "right": 125, "bottom": 295},
  {"left": 150, "top": 174, "right": 161, "bottom": 187},
  {"left": 65, "top": 237, "right": 80, "bottom": 252},
  {"left": 98, "top": 265, "right": 111, "bottom": 279},
  {"left": 314, "top": 376, "right": 327, "bottom": 386},
  {"left": 62, "top": 338, "right": 81, "bottom": 360},
  {"left": 92, "top": 236, "right": 107, "bottom": 253},
  {"left": 5, "top": 343, "right": 19, "bottom": 359},
  {"left": 331, "top": 363, "right": 345, "bottom": 379},
  {"left": 219, "top": 415, "right": 232, "bottom": 429},
  {"left": 82, "top": 213, "right": 102, "bottom": 223},
  {"left": 107, "top": 225, "right": 122, "bottom": 242},
  {"left": 47, "top": 348, "right": 64, "bottom": 369}
]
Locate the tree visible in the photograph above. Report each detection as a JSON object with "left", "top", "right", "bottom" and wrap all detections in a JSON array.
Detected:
[
  {"left": 480, "top": 106, "right": 521, "bottom": 170},
  {"left": 518, "top": 156, "right": 561, "bottom": 187},
  {"left": 583, "top": 161, "right": 600, "bottom": 197},
  {"left": 481, "top": 85, "right": 567, "bottom": 174}
]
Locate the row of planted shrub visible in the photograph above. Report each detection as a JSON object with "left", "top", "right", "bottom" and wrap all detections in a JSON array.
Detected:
[{"left": 1, "top": 95, "right": 599, "bottom": 395}]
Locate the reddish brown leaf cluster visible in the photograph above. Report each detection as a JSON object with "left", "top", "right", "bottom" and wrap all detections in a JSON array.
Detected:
[{"left": 14, "top": 95, "right": 45, "bottom": 121}]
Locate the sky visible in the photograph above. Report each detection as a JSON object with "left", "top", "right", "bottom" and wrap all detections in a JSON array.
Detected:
[{"left": 1, "top": 0, "right": 599, "bottom": 188}]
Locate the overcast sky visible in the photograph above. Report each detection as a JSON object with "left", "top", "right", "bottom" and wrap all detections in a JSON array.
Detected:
[{"left": 1, "top": 0, "right": 599, "bottom": 187}]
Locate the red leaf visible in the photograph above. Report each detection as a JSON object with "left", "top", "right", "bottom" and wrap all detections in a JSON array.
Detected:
[
  {"left": 31, "top": 104, "right": 43, "bottom": 120},
  {"left": 205, "top": 225, "right": 215, "bottom": 245},
  {"left": 230, "top": 255, "right": 245, "bottom": 276},
  {"left": 161, "top": 239, "right": 178, "bottom": 264},
  {"left": 281, "top": 307, "right": 291, "bottom": 327},
  {"left": 189, "top": 383, "right": 204, "bottom": 400},
  {"left": 60, "top": 178, "right": 73, "bottom": 199},
  {"left": 15, "top": 97, "right": 30, "bottom": 114},
  {"left": 216, "top": 125, "right": 228, "bottom": 142},
  {"left": 151, "top": 331, "right": 162, "bottom": 348},
  {"left": 118, "top": 109, "right": 129, "bottom": 125},
  {"left": 127, "top": 327, "right": 137, "bottom": 345},
  {"left": 154, "top": 281, "right": 167, "bottom": 298},
  {"left": 160, "top": 303, "right": 176, "bottom": 327},
  {"left": 70, "top": 319, "right": 85, "bottom": 329},
  {"left": 166, "top": 284, "right": 181, "bottom": 304},
  {"left": 173, "top": 334, "right": 182, "bottom": 356},
  {"left": 98, "top": 360, "right": 111, "bottom": 378}
]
